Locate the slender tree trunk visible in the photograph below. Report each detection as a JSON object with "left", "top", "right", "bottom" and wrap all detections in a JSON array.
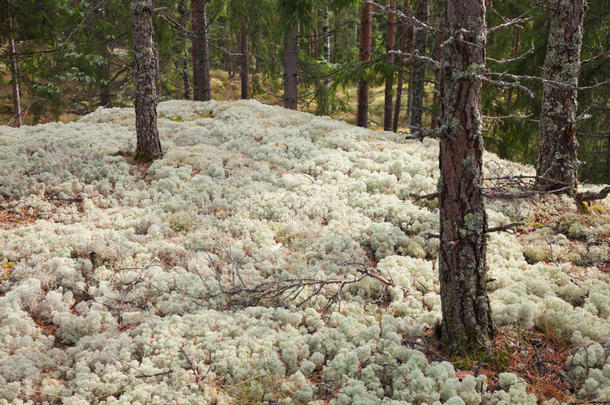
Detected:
[
  {"left": 536, "top": 0, "right": 585, "bottom": 191},
  {"left": 431, "top": 30, "right": 442, "bottom": 128},
  {"left": 438, "top": 0, "right": 494, "bottom": 353},
  {"left": 131, "top": 0, "right": 162, "bottom": 162},
  {"left": 404, "top": 18, "right": 416, "bottom": 126},
  {"left": 191, "top": 0, "right": 211, "bottom": 101},
  {"left": 323, "top": 7, "right": 331, "bottom": 63},
  {"left": 410, "top": 0, "right": 427, "bottom": 128},
  {"left": 227, "top": 26, "right": 234, "bottom": 78},
  {"left": 100, "top": 45, "right": 112, "bottom": 107},
  {"left": 284, "top": 25, "right": 298, "bottom": 110},
  {"left": 191, "top": 0, "right": 200, "bottom": 93},
  {"left": 392, "top": 0, "right": 410, "bottom": 132},
  {"left": 7, "top": 16, "right": 22, "bottom": 127},
  {"left": 356, "top": 2, "right": 372, "bottom": 127},
  {"left": 240, "top": 29, "right": 249, "bottom": 99},
  {"left": 505, "top": 28, "right": 520, "bottom": 112},
  {"left": 383, "top": 0, "right": 397, "bottom": 131},
  {"left": 179, "top": 0, "right": 191, "bottom": 99}
]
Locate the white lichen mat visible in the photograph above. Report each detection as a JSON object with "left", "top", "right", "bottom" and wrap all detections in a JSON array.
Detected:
[{"left": 0, "top": 100, "right": 608, "bottom": 404}]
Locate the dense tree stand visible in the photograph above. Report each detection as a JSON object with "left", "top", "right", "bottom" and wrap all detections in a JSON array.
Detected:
[
  {"left": 536, "top": 0, "right": 586, "bottom": 192},
  {"left": 437, "top": 0, "right": 495, "bottom": 353},
  {"left": 131, "top": 0, "right": 162, "bottom": 162}
]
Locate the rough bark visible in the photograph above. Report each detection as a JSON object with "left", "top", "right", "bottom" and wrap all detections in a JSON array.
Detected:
[
  {"left": 536, "top": 0, "right": 585, "bottom": 191},
  {"left": 191, "top": 0, "right": 211, "bottom": 101},
  {"left": 383, "top": 0, "right": 397, "bottom": 131},
  {"left": 240, "top": 29, "right": 249, "bottom": 99},
  {"left": 7, "top": 16, "right": 22, "bottom": 127},
  {"left": 284, "top": 25, "right": 298, "bottom": 110},
  {"left": 356, "top": 3, "right": 372, "bottom": 128},
  {"left": 410, "top": 0, "right": 427, "bottom": 128},
  {"left": 131, "top": 0, "right": 162, "bottom": 162},
  {"left": 438, "top": 0, "right": 494, "bottom": 353}
]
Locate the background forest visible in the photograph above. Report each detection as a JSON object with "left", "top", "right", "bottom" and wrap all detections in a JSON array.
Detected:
[{"left": 0, "top": 0, "right": 608, "bottom": 183}]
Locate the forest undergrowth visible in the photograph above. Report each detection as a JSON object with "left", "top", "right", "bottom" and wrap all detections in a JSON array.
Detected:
[{"left": 0, "top": 100, "right": 608, "bottom": 404}]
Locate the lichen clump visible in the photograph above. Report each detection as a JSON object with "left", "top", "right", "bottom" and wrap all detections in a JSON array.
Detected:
[{"left": 0, "top": 100, "right": 608, "bottom": 404}]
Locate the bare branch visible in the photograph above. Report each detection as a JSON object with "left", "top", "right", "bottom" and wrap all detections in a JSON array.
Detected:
[
  {"left": 136, "top": 369, "right": 173, "bottom": 378},
  {"left": 180, "top": 346, "right": 208, "bottom": 392},
  {"left": 484, "top": 186, "right": 572, "bottom": 199},
  {"left": 488, "top": 222, "right": 524, "bottom": 233},
  {"left": 411, "top": 192, "right": 439, "bottom": 200},
  {"left": 482, "top": 113, "right": 532, "bottom": 120},
  {"left": 365, "top": 1, "right": 439, "bottom": 32},
  {"left": 488, "top": 13, "right": 531, "bottom": 34},
  {"left": 479, "top": 74, "right": 535, "bottom": 99},
  {"left": 390, "top": 50, "right": 440, "bottom": 69},
  {"left": 487, "top": 43, "right": 535, "bottom": 64}
]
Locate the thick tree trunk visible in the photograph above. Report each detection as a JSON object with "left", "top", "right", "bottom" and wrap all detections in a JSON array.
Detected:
[
  {"left": 284, "top": 25, "right": 298, "bottom": 110},
  {"left": 383, "top": 0, "right": 397, "bottom": 131},
  {"left": 410, "top": 0, "right": 427, "bottom": 128},
  {"left": 191, "top": 0, "right": 211, "bottom": 101},
  {"left": 392, "top": 0, "right": 410, "bottom": 132},
  {"left": 536, "top": 0, "right": 585, "bottom": 191},
  {"left": 438, "top": 0, "right": 494, "bottom": 353},
  {"left": 356, "top": 3, "right": 372, "bottom": 127},
  {"left": 240, "top": 29, "right": 249, "bottom": 99},
  {"left": 131, "top": 0, "right": 162, "bottom": 162},
  {"left": 7, "top": 17, "right": 22, "bottom": 127}
]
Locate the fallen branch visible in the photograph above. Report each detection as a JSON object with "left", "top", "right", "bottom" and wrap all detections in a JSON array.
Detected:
[
  {"left": 180, "top": 346, "right": 208, "bottom": 392},
  {"left": 484, "top": 186, "right": 572, "bottom": 199},
  {"left": 575, "top": 186, "right": 610, "bottom": 203},
  {"left": 411, "top": 192, "right": 439, "bottom": 201},
  {"left": 136, "top": 369, "right": 174, "bottom": 378},
  {"left": 487, "top": 222, "right": 524, "bottom": 233}
]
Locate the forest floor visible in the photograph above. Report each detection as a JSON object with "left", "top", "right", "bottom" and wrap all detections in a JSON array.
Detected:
[{"left": 0, "top": 99, "right": 608, "bottom": 404}]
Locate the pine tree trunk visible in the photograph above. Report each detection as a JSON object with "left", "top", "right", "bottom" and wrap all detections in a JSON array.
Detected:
[
  {"left": 392, "top": 0, "right": 410, "bottom": 132},
  {"left": 179, "top": 0, "right": 191, "bottom": 99},
  {"left": 191, "top": 0, "right": 211, "bottom": 101},
  {"left": 131, "top": 0, "right": 162, "bottom": 162},
  {"left": 438, "top": 0, "right": 494, "bottom": 353},
  {"left": 410, "top": 0, "right": 427, "bottom": 128},
  {"left": 7, "top": 16, "right": 22, "bottom": 127},
  {"left": 404, "top": 15, "right": 416, "bottom": 126},
  {"left": 284, "top": 25, "right": 298, "bottom": 110},
  {"left": 240, "top": 29, "right": 249, "bottom": 99},
  {"left": 356, "top": 3, "right": 372, "bottom": 127},
  {"left": 383, "top": 0, "right": 397, "bottom": 131},
  {"left": 536, "top": 0, "right": 585, "bottom": 191}
]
